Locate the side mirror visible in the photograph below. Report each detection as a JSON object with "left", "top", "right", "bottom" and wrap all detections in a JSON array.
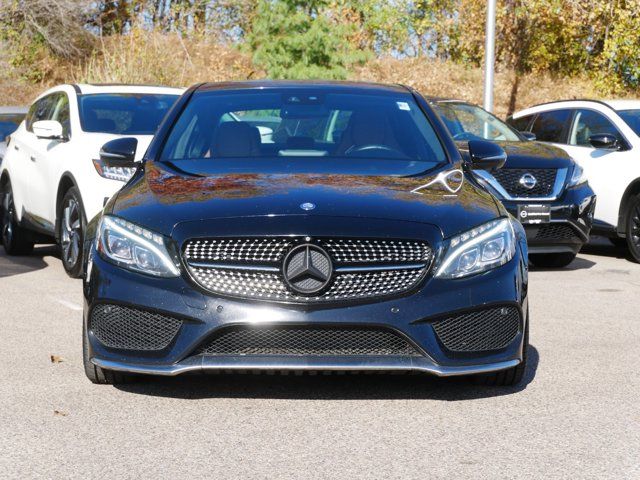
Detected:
[
  {"left": 32, "top": 120, "right": 64, "bottom": 140},
  {"left": 99, "top": 137, "right": 138, "bottom": 167},
  {"left": 467, "top": 140, "right": 507, "bottom": 170},
  {"left": 520, "top": 131, "right": 536, "bottom": 141},
  {"left": 589, "top": 133, "right": 619, "bottom": 150}
]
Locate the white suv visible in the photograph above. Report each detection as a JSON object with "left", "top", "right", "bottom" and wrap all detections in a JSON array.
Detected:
[
  {"left": 509, "top": 100, "right": 640, "bottom": 261},
  {"left": 0, "top": 84, "right": 183, "bottom": 276}
]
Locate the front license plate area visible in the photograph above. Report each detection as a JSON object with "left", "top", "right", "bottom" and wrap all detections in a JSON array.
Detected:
[{"left": 517, "top": 204, "right": 551, "bottom": 224}]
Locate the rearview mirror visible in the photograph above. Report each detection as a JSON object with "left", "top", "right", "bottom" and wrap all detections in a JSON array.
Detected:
[
  {"left": 519, "top": 131, "right": 536, "bottom": 141},
  {"left": 32, "top": 120, "right": 64, "bottom": 140},
  {"left": 99, "top": 137, "right": 138, "bottom": 167},
  {"left": 467, "top": 140, "right": 507, "bottom": 170},
  {"left": 589, "top": 133, "right": 619, "bottom": 150}
]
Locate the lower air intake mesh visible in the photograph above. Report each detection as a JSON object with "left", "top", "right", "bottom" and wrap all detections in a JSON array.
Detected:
[
  {"left": 197, "top": 326, "right": 421, "bottom": 356},
  {"left": 90, "top": 304, "right": 182, "bottom": 351},
  {"left": 534, "top": 224, "right": 579, "bottom": 240},
  {"left": 432, "top": 306, "right": 521, "bottom": 352}
]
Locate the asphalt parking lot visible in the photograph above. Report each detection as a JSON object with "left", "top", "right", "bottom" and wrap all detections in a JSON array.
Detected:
[{"left": 0, "top": 238, "right": 638, "bottom": 479}]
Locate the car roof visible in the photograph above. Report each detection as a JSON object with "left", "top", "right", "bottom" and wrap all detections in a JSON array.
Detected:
[
  {"left": 74, "top": 83, "right": 185, "bottom": 95},
  {"left": 195, "top": 80, "right": 411, "bottom": 94},
  {"left": 511, "top": 98, "right": 640, "bottom": 118},
  {"left": 425, "top": 97, "right": 468, "bottom": 104},
  {"left": 602, "top": 99, "right": 640, "bottom": 111},
  {"left": 0, "top": 106, "right": 28, "bottom": 114}
]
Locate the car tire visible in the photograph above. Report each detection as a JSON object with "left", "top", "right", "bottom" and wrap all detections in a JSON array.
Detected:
[
  {"left": 1, "top": 182, "right": 34, "bottom": 255},
  {"left": 83, "top": 321, "right": 136, "bottom": 385},
  {"left": 58, "top": 187, "right": 86, "bottom": 278},
  {"left": 625, "top": 195, "right": 640, "bottom": 263},
  {"left": 529, "top": 252, "right": 576, "bottom": 268},
  {"left": 474, "top": 316, "right": 529, "bottom": 387}
]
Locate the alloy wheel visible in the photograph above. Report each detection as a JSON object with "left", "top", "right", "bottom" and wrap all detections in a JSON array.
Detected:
[
  {"left": 2, "top": 197, "right": 14, "bottom": 247},
  {"left": 61, "top": 198, "right": 81, "bottom": 268},
  {"left": 631, "top": 204, "right": 640, "bottom": 248}
]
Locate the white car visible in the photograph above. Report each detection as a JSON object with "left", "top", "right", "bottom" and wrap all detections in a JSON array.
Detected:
[
  {"left": 0, "top": 84, "right": 183, "bottom": 276},
  {"left": 509, "top": 100, "right": 640, "bottom": 261}
]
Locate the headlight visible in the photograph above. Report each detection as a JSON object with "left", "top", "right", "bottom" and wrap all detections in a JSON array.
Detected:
[
  {"left": 92, "top": 158, "right": 137, "bottom": 182},
  {"left": 568, "top": 164, "right": 585, "bottom": 187},
  {"left": 435, "top": 218, "right": 516, "bottom": 279},
  {"left": 97, "top": 216, "right": 180, "bottom": 277}
]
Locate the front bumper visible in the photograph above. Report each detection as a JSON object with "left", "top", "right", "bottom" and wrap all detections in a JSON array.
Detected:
[
  {"left": 83, "top": 234, "right": 529, "bottom": 378},
  {"left": 500, "top": 183, "right": 596, "bottom": 254}
]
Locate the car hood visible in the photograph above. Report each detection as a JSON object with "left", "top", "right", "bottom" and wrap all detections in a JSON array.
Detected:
[
  {"left": 458, "top": 140, "right": 575, "bottom": 169},
  {"left": 109, "top": 161, "right": 502, "bottom": 239}
]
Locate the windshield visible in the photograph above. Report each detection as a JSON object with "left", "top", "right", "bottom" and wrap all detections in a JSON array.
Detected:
[
  {"left": 160, "top": 90, "right": 448, "bottom": 175},
  {"left": 617, "top": 109, "right": 640, "bottom": 136},
  {"left": 79, "top": 93, "right": 178, "bottom": 135},
  {"left": 0, "top": 114, "right": 25, "bottom": 139},
  {"left": 434, "top": 102, "right": 521, "bottom": 142}
]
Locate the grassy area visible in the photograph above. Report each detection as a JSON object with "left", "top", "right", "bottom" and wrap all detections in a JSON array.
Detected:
[{"left": 0, "top": 32, "right": 630, "bottom": 119}]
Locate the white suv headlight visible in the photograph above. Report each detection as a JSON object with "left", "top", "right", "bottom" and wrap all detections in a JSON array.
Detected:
[
  {"left": 435, "top": 218, "right": 516, "bottom": 279},
  {"left": 97, "top": 216, "right": 180, "bottom": 277}
]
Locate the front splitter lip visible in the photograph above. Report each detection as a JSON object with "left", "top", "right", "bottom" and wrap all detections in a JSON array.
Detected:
[{"left": 91, "top": 355, "right": 520, "bottom": 378}]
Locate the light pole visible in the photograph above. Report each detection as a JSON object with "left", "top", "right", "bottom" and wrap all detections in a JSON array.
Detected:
[{"left": 483, "top": 0, "right": 497, "bottom": 113}]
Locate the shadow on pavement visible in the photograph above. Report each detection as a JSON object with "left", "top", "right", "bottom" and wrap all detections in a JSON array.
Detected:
[
  {"left": 115, "top": 345, "right": 539, "bottom": 401},
  {"left": 0, "top": 245, "right": 58, "bottom": 278},
  {"left": 581, "top": 236, "right": 634, "bottom": 261},
  {"left": 529, "top": 255, "right": 596, "bottom": 272}
]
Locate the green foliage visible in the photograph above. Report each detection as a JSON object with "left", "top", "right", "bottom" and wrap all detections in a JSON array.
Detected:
[
  {"left": 246, "top": 0, "right": 369, "bottom": 79},
  {"left": 596, "top": 0, "right": 640, "bottom": 92}
]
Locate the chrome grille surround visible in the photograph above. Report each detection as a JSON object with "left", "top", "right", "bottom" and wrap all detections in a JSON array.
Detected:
[
  {"left": 183, "top": 237, "right": 432, "bottom": 303},
  {"left": 475, "top": 168, "right": 567, "bottom": 201}
]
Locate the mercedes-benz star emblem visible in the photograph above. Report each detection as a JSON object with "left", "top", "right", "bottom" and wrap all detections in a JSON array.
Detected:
[
  {"left": 519, "top": 173, "right": 537, "bottom": 190},
  {"left": 300, "top": 202, "right": 316, "bottom": 211},
  {"left": 283, "top": 244, "right": 332, "bottom": 295}
]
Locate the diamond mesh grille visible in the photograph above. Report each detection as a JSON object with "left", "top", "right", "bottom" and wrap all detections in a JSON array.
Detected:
[
  {"left": 323, "top": 239, "right": 431, "bottom": 263},
  {"left": 90, "top": 304, "right": 182, "bottom": 351},
  {"left": 190, "top": 266, "right": 425, "bottom": 302},
  {"left": 184, "top": 238, "right": 292, "bottom": 263},
  {"left": 534, "top": 224, "right": 579, "bottom": 240},
  {"left": 197, "top": 326, "right": 420, "bottom": 356},
  {"left": 183, "top": 237, "right": 431, "bottom": 303},
  {"left": 492, "top": 168, "right": 557, "bottom": 197},
  {"left": 432, "top": 306, "right": 521, "bottom": 352}
]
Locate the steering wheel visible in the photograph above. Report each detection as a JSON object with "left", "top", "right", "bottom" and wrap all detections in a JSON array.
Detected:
[
  {"left": 452, "top": 132, "right": 481, "bottom": 141},
  {"left": 345, "top": 144, "right": 403, "bottom": 157}
]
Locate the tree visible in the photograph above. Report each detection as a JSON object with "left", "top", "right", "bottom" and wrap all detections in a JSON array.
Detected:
[{"left": 246, "top": 0, "right": 369, "bottom": 79}]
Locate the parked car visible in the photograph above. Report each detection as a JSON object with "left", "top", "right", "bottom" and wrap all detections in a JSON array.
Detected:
[
  {"left": 508, "top": 99, "right": 640, "bottom": 262},
  {"left": 431, "top": 98, "right": 596, "bottom": 268},
  {"left": 82, "top": 81, "right": 530, "bottom": 386},
  {"left": 0, "top": 84, "right": 183, "bottom": 277},
  {"left": 0, "top": 106, "right": 28, "bottom": 163}
]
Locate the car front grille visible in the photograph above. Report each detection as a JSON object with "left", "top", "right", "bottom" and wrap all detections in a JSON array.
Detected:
[
  {"left": 533, "top": 224, "right": 579, "bottom": 241},
  {"left": 90, "top": 304, "right": 182, "bottom": 351},
  {"left": 432, "top": 306, "right": 521, "bottom": 353},
  {"left": 492, "top": 168, "right": 557, "bottom": 197},
  {"left": 183, "top": 237, "right": 432, "bottom": 303},
  {"left": 197, "top": 326, "right": 421, "bottom": 356}
]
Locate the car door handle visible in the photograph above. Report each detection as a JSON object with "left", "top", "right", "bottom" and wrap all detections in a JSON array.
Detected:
[
  {"left": 14, "top": 145, "right": 19, "bottom": 151},
  {"left": 29, "top": 155, "right": 36, "bottom": 162}
]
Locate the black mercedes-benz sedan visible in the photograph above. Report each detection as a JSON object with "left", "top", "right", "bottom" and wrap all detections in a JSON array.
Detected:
[
  {"left": 430, "top": 99, "right": 596, "bottom": 268},
  {"left": 82, "top": 81, "right": 529, "bottom": 386}
]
